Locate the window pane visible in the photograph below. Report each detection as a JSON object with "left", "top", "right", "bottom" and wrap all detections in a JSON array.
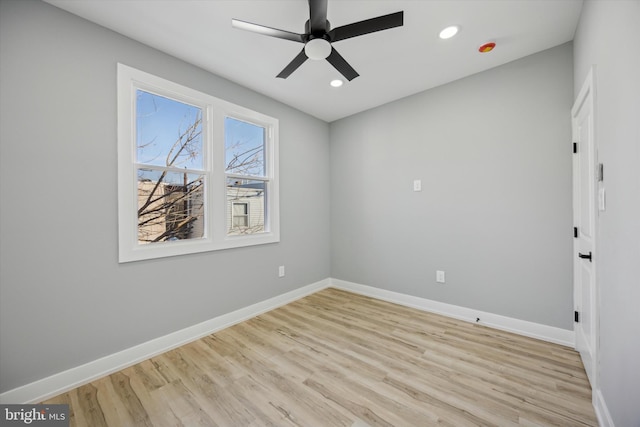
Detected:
[
  {"left": 136, "top": 90, "right": 203, "bottom": 170},
  {"left": 138, "top": 169, "right": 205, "bottom": 244},
  {"left": 225, "top": 117, "right": 265, "bottom": 176},
  {"left": 226, "top": 178, "right": 265, "bottom": 235}
]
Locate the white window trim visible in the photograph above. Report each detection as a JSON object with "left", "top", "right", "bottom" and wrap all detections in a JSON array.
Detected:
[{"left": 117, "top": 63, "right": 279, "bottom": 263}]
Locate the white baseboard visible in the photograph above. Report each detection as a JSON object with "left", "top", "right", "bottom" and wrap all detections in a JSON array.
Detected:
[
  {"left": 0, "top": 277, "right": 579, "bottom": 405},
  {"left": 0, "top": 278, "right": 331, "bottom": 404},
  {"left": 594, "top": 388, "right": 614, "bottom": 427},
  {"left": 330, "top": 278, "right": 575, "bottom": 347}
]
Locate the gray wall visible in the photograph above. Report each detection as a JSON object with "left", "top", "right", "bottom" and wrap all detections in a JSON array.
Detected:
[
  {"left": 7, "top": 4, "right": 636, "bottom": 421},
  {"left": 330, "top": 43, "right": 574, "bottom": 329},
  {"left": 0, "top": 0, "right": 330, "bottom": 393},
  {"left": 573, "top": 1, "right": 640, "bottom": 425}
]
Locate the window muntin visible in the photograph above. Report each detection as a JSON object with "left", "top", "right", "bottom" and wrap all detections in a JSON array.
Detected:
[{"left": 118, "top": 64, "right": 279, "bottom": 262}]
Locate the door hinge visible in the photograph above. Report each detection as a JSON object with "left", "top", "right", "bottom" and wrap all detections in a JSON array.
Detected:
[
  {"left": 574, "top": 311, "right": 580, "bottom": 323},
  {"left": 573, "top": 142, "right": 578, "bottom": 153},
  {"left": 574, "top": 227, "right": 578, "bottom": 238}
]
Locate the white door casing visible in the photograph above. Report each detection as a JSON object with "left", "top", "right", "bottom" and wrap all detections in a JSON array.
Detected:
[{"left": 571, "top": 67, "right": 598, "bottom": 390}]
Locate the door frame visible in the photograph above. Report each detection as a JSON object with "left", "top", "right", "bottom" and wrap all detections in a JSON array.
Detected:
[{"left": 571, "top": 66, "right": 599, "bottom": 392}]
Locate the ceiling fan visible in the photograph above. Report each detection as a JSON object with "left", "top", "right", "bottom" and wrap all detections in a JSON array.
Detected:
[{"left": 232, "top": 0, "right": 404, "bottom": 81}]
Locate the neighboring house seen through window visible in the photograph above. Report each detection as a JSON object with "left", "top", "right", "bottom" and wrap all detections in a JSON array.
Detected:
[{"left": 118, "top": 64, "right": 279, "bottom": 262}]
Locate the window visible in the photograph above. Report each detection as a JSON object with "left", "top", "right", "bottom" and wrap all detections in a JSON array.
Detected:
[
  {"left": 118, "top": 64, "right": 279, "bottom": 262},
  {"left": 231, "top": 202, "right": 249, "bottom": 229},
  {"left": 225, "top": 116, "right": 269, "bottom": 236},
  {"left": 136, "top": 91, "right": 205, "bottom": 244}
]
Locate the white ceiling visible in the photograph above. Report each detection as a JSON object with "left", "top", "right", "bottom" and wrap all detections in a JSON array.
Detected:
[{"left": 44, "top": 0, "right": 583, "bottom": 122}]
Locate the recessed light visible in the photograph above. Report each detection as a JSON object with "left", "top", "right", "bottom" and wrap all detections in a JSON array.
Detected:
[
  {"left": 330, "top": 79, "right": 343, "bottom": 88},
  {"left": 439, "top": 25, "right": 459, "bottom": 39}
]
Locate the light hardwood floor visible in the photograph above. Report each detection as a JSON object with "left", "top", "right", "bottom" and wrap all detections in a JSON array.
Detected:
[{"left": 43, "top": 288, "right": 598, "bottom": 426}]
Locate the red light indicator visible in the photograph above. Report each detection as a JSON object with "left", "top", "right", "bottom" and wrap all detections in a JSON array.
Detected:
[{"left": 479, "top": 42, "right": 496, "bottom": 53}]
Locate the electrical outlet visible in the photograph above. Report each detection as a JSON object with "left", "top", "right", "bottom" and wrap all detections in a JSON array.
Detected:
[
  {"left": 436, "top": 270, "right": 445, "bottom": 283},
  {"left": 413, "top": 179, "right": 422, "bottom": 192},
  {"left": 278, "top": 266, "right": 285, "bottom": 277}
]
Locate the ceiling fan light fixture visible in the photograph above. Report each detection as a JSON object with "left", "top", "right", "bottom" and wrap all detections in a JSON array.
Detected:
[
  {"left": 305, "top": 38, "right": 332, "bottom": 60},
  {"left": 330, "top": 79, "right": 343, "bottom": 87},
  {"left": 439, "top": 25, "right": 459, "bottom": 39}
]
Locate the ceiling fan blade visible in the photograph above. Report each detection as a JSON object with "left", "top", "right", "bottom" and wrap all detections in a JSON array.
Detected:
[
  {"left": 308, "top": 0, "right": 328, "bottom": 33},
  {"left": 326, "top": 47, "right": 359, "bottom": 81},
  {"left": 328, "top": 11, "right": 403, "bottom": 42},
  {"left": 232, "top": 19, "right": 305, "bottom": 43},
  {"left": 276, "top": 49, "right": 309, "bottom": 79}
]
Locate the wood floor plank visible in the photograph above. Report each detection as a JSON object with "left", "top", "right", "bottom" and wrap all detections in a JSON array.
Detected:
[
  {"left": 74, "top": 382, "right": 109, "bottom": 427},
  {"left": 107, "top": 371, "right": 153, "bottom": 426},
  {"left": 42, "top": 288, "right": 598, "bottom": 426},
  {"left": 125, "top": 369, "right": 183, "bottom": 427}
]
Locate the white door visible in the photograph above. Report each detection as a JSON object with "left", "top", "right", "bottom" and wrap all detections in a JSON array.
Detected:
[{"left": 572, "top": 68, "right": 598, "bottom": 389}]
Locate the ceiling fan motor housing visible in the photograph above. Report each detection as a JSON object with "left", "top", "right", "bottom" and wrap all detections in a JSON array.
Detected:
[{"left": 305, "top": 19, "right": 331, "bottom": 37}]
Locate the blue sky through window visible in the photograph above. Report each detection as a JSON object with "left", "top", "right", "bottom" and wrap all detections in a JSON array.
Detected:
[
  {"left": 136, "top": 90, "right": 266, "bottom": 179},
  {"left": 225, "top": 117, "right": 265, "bottom": 177},
  {"left": 136, "top": 90, "right": 203, "bottom": 170}
]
